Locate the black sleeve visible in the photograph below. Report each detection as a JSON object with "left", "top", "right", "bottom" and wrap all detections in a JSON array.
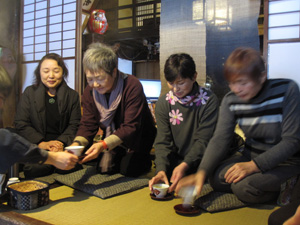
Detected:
[{"left": 0, "top": 128, "right": 48, "bottom": 173}]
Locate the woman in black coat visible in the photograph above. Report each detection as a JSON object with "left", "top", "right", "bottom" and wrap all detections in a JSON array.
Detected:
[{"left": 14, "top": 53, "right": 81, "bottom": 178}]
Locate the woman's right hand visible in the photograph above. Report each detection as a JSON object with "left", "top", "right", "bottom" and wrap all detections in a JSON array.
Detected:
[
  {"left": 149, "top": 171, "right": 169, "bottom": 192},
  {"left": 175, "top": 170, "right": 206, "bottom": 196},
  {"left": 79, "top": 142, "right": 103, "bottom": 164},
  {"left": 46, "top": 151, "right": 78, "bottom": 170}
]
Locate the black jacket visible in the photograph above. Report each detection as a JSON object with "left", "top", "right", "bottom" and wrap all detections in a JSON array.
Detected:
[{"left": 14, "top": 81, "right": 81, "bottom": 145}]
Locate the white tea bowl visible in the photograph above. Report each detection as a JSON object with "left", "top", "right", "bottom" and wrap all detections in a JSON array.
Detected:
[
  {"left": 65, "top": 146, "right": 85, "bottom": 156},
  {"left": 152, "top": 183, "right": 169, "bottom": 198}
]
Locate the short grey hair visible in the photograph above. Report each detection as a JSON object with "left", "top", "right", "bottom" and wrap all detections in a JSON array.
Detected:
[{"left": 83, "top": 43, "right": 118, "bottom": 76}]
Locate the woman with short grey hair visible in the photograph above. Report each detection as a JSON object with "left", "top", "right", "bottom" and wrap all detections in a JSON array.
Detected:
[{"left": 72, "top": 43, "right": 156, "bottom": 177}]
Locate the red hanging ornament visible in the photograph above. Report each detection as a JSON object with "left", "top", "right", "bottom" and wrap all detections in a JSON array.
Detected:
[{"left": 88, "top": 9, "right": 108, "bottom": 34}]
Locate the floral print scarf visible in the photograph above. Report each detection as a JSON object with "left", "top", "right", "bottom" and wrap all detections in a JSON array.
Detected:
[{"left": 166, "top": 84, "right": 210, "bottom": 126}]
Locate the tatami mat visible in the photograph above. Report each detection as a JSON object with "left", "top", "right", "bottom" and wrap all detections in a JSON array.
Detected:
[{"left": 16, "top": 185, "right": 278, "bottom": 225}]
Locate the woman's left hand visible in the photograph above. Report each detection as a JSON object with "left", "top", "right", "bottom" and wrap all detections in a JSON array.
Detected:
[
  {"left": 224, "top": 160, "right": 260, "bottom": 184},
  {"left": 79, "top": 142, "right": 103, "bottom": 164},
  {"left": 49, "top": 141, "right": 64, "bottom": 152},
  {"left": 39, "top": 140, "right": 64, "bottom": 152}
]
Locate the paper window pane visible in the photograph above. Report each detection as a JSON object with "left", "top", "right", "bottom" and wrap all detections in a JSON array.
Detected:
[
  {"left": 63, "top": 12, "right": 76, "bottom": 22},
  {"left": 35, "top": 43, "right": 47, "bottom": 52},
  {"left": 268, "top": 42, "right": 300, "bottom": 88},
  {"left": 35, "top": 35, "right": 47, "bottom": 44},
  {"left": 36, "top": 1, "right": 47, "bottom": 10},
  {"left": 50, "top": 6, "right": 63, "bottom": 15},
  {"left": 49, "top": 41, "right": 62, "bottom": 50},
  {"left": 269, "top": 26, "right": 299, "bottom": 40},
  {"left": 36, "top": 18, "right": 47, "bottom": 26},
  {"left": 63, "top": 30, "right": 75, "bottom": 39},
  {"left": 50, "top": 0, "right": 63, "bottom": 7},
  {"left": 50, "top": 15, "right": 62, "bottom": 24},
  {"left": 23, "top": 45, "right": 34, "bottom": 54},
  {"left": 63, "top": 21, "right": 76, "bottom": 30},
  {"left": 24, "top": 21, "right": 34, "bottom": 29},
  {"left": 35, "top": 9, "right": 47, "bottom": 19},
  {"left": 35, "top": 26, "right": 46, "bottom": 35},
  {"left": 50, "top": 50, "right": 62, "bottom": 55},
  {"left": 269, "top": 0, "right": 300, "bottom": 14},
  {"left": 23, "top": 29, "right": 34, "bottom": 38},
  {"left": 35, "top": 52, "right": 47, "bottom": 61},
  {"left": 65, "top": 0, "right": 76, "bottom": 3},
  {"left": 49, "top": 33, "right": 62, "bottom": 42},
  {"left": 64, "top": 3, "right": 76, "bottom": 13},
  {"left": 63, "top": 48, "right": 75, "bottom": 57},
  {"left": 23, "top": 53, "right": 34, "bottom": 62},
  {"left": 24, "top": 12, "right": 35, "bottom": 21},
  {"left": 63, "top": 39, "right": 75, "bottom": 48},
  {"left": 24, "top": 4, "right": 34, "bottom": 13},
  {"left": 269, "top": 12, "right": 300, "bottom": 27},
  {"left": 24, "top": 0, "right": 34, "bottom": 5},
  {"left": 23, "top": 37, "right": 34, "bottom": 45},
  {"left": 50, "top": 24, "right": 62, "bottom": 33}
]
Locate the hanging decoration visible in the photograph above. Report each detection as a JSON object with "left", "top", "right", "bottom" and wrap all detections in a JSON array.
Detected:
[{"left": 88, "top": 9, "right": 108, "bottom": 34}]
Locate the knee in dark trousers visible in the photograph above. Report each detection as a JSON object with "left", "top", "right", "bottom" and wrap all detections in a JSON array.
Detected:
[
  {"left": 231, "top": 180, "right": 278, "bottom": 204},
  {"left": 23, "top": 164, "right": 55, "bottom": 179},
  {"left": 120, "top": 152, "right": 152, "bottom": 177}
]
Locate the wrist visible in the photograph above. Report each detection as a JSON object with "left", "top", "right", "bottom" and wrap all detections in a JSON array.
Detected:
[
  {"left": 179, "top": 162, "right": 189, "bottom": 171},
  {"left": 196, "top": 170, "right": 206, "bottom": 179},
  {"left": 250, "top": 160, "right": 260, "bottom": 173},
  {"left": 99, "top": 140, "right": 108, "bottom": 150},
  {"left": 44, "top": 152, "right": 55, "bottom": 166},
  {"left": 38, "top": 141, "right": 45, "bottom": 147},
  {"left": 157, "top": 170, "right": 166, "bottom": 176},
  {"left": 73, "top": 140, "right": 82, "bottom": 146}
]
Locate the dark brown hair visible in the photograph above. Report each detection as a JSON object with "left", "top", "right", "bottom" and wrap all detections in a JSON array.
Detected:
[
  {"left": 224, "top": 47, "right": 265, "bottom": 82},
  {"left": 164, "top": 53, "right": 196, "bottom": 82},
  {"left": 33, "top": 53, "right": 68, "bottom": 86}
]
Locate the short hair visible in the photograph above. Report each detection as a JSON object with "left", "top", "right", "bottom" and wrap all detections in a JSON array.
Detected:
[
  {"left": 83, "top": 43, "right": 117, "bottom": 76},
  {"left": 164, "top": 53, "right": 196, "bottom": 82},
  {"left": 34, "top": 53, "right": 68, "bottom": 86},
  {"left": 224, "top": 47, "right": 265, "bottom": 82}
]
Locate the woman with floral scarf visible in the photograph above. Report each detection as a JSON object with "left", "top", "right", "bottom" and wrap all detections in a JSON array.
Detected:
[{"left": 149, "top": 53, "right": 219, "bottom": 193}]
